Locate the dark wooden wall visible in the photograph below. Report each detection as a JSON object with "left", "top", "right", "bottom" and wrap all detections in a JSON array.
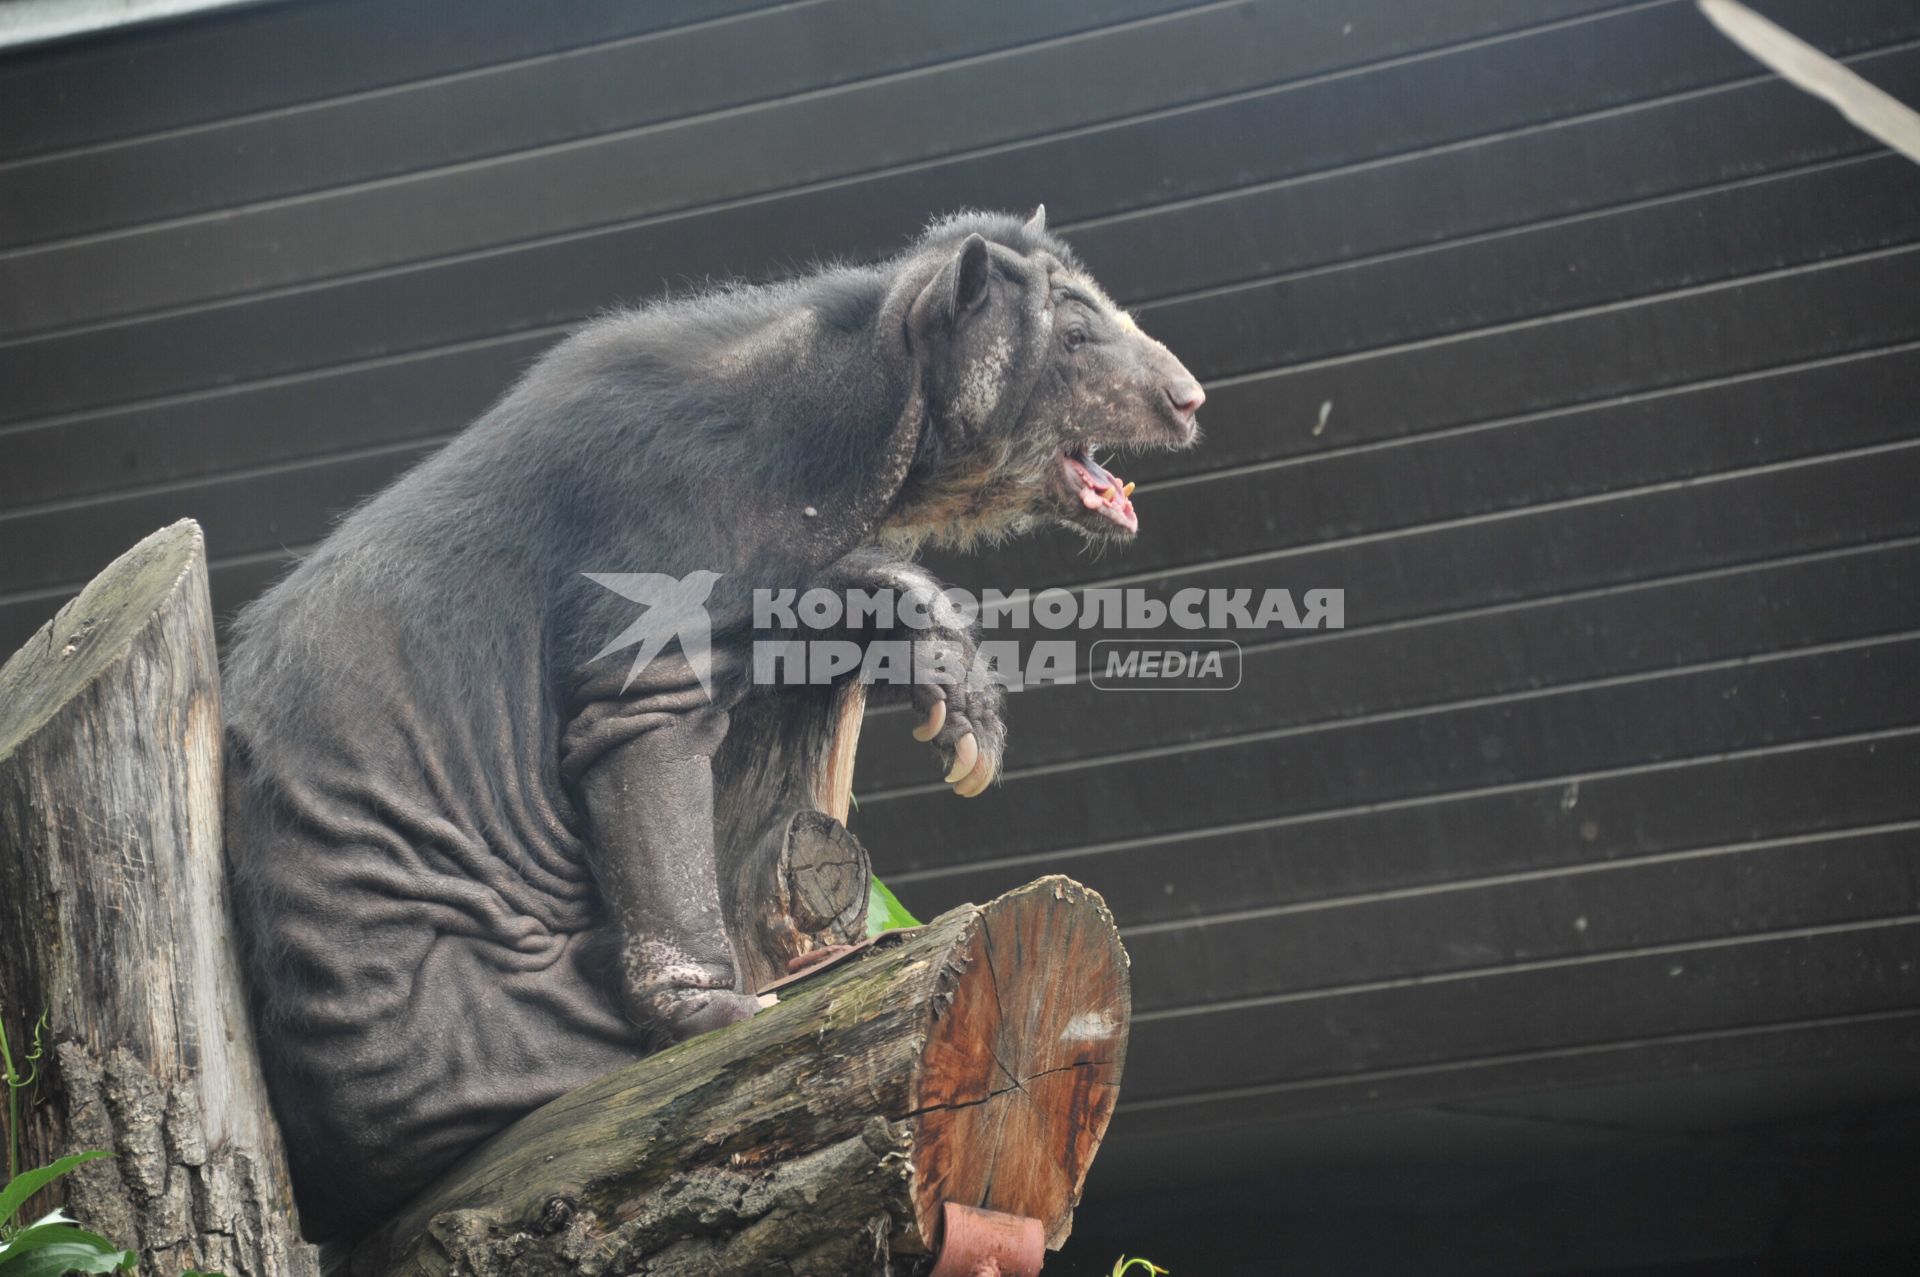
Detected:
[{"left": 4, "top": 2, "right": 1918, "bottom": 1270}]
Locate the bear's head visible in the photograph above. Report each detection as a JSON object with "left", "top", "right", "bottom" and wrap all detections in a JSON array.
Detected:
[{"left": 887, "top": 207, "right": 1204, "bottom": 548}]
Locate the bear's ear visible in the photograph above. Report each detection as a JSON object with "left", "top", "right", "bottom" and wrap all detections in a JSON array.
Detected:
[
  {"left": 1024, "top": 204, "right": 1047, "bottom": 235},
  {"left": 950, "top": 233, "right": 992, "bottom": 323}
]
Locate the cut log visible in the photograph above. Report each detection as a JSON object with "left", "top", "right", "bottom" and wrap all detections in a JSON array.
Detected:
[
  {"left": 347, "top": 875, "right": 1130, "bottom": 1277},
  {"left": 0, "top": 520, "right": 318, "bottom": 1276}
]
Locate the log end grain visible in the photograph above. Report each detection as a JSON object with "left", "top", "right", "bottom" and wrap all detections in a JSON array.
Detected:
[{"left": 910, "top": 875, "right": 1130, "bottom": 1250}]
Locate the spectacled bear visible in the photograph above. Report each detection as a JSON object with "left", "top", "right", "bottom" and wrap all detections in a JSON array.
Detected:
[{"left": 221, "top": 207, "right": 1204, "bottom": 1241}]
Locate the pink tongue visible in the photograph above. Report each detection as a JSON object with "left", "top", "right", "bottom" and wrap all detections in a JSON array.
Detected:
[{"left": 1074, "top": 454, "right": 1135, "bottom": 526}]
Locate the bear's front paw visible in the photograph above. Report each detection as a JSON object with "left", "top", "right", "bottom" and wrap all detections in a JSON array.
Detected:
[{"left": 907, "top": 635, "right": 1006, "bottom": 798}]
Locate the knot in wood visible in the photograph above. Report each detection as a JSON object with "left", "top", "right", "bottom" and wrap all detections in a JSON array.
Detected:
[{"left": 534, "top": 1195, "right": 576, "bottom": 1234}]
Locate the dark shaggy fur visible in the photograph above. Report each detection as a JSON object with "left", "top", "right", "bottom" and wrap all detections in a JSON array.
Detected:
[{"left": 222, "top": 210, "right": 1203, "bottom": 1240}]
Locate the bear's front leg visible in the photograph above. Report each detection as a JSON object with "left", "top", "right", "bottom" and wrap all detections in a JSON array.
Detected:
[
  {"left": 577, "top": 702, "right": 764, "bottom": 1041},
  {"left": 820, "top": 548, "right": 1007, "bottom": 797}
]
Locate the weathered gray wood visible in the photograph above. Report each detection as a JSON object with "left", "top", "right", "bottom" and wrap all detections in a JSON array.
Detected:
[
  {"left": 724, "top": 681, "right": 874, "bottom": 995},
  {"left": 349, "top": 875, "right": 1129, "bottom": 1277},
  {"left": 0, "top": 519, "right": 318, "bottom": 1277}
]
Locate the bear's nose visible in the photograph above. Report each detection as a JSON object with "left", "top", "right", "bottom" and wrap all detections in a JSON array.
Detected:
[{"left": 1167, "top": 381, "right": 1206, "bottom": 419}]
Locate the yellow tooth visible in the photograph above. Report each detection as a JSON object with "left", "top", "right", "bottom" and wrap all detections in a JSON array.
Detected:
[
  {"left": 1099, "top": 486, "right": 1116, "bottom": 500},
  {"left": 1122, "top": 481, "right": 1136, "bottom": 497}
]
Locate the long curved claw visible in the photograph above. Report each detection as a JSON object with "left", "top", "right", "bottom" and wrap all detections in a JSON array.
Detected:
[
  {"left": 944, "top": 732, "right": 978, "bottom": 784},
  {"left": 913, "top": 699, "right": 946, "bottom": 743},
  {"left": 955, "top": 750, "right": 996, "bottom": 798}
]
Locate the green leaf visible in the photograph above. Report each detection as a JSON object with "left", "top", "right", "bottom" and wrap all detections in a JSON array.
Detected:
[
  {"left": 0, "top": 1153, "right": 112, "bottom": 1233},
  {"left": 1111, "top": 1258, "right": 1168, "bottom": 1277},
  {"left": 0, "top": 1237, "right": 134, "bottom": 1276},
  {"left": 0, "top": 1215, "right": 124, "bottom": 1261},
  {"left": 865, "top": 875, "right": 921, "bottom": 936}
]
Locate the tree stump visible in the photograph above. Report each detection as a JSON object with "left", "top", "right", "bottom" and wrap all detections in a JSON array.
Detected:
[
  {"left": 0, "top": 520, "right": 318, "bottom": 1277},
  {"left": 348, "top": 876, "right": 1130, "bottom": 1277}
]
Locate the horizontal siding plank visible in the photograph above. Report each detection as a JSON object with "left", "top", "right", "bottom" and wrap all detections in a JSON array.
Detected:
[
  {"left": 0, "top": 444, "right": 435, "bottom": 607},
  {"left": 1120, "top": 919, "right": 1920, "bottom": 1100},
  {"left": 1114, "top": 1010, "right": 1920, "bottom": 1134},
  {"left": 1133, "top": 152, "right": 1920, "bottom": 382},
  {"left": 0, "top": 334, "right": 547, "bottom": 511},
  {"left": 1157, "top": 247, "right": 1920, "bottom": 468},
  {"left": 0, "top": 0, "right": 777, "bottom": 160},
  {"left": 6, "top": 0, "right": 1911, "bottom": 340},
  {"left": 0, "top": 0, "right": 1202, "bottom": 248},
  {"left": 849, "top": 634, "right": 1920, "bottom": 871},
  {"left": 1126, "top": 826, "right": 1920, "bottom": 1011},
  {"left": 0, "top": 446, "right": 425, "bottom": 599},
  {"left": 857, "top": 537, "right": 1920, "bottom": 789},
  {"left": 1068, "top": 42, "right": 1920, "bottom": 302},
  {"left": 897, "top": 731, "right": 1920, "bottom": 930}
]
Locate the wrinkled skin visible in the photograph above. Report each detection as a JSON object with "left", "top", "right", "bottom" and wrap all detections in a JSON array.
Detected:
[{"left": 221, "top": 208, "right": 1201, "bottom": 1241}]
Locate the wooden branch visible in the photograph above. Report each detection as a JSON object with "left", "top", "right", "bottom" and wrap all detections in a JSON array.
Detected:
[
  {"left": 815, "top": 680, "right": 867, "bottom": 825},
  {"left": 348, "top": 876, "right": 1130, "bottom": 1277},
  {"left": 0, "top": 520, "right": 317, "bottom": 1277}
]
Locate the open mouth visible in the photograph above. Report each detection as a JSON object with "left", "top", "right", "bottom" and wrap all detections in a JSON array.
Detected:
[{"left": 1061, "top": 445, "right": 1138, "bottom": 534}]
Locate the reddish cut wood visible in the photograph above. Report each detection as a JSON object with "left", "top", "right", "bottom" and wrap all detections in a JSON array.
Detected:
[{"left": 915, "top": 876, "right": 1130, "bottom": 1249}]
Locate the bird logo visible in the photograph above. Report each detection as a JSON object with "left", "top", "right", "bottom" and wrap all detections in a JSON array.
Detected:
[{"left": 584, "top": 570, "right": 723, "bottom": 697}]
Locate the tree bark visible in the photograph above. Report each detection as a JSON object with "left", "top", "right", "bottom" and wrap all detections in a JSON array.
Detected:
[
  {"left": 348, "top": 875, "right": 1130, "bottom": 1277},
  {"left": 724, "top": 682, "right": 874, "bottom": 995},
  {"left": 0, "top": 519, "right": 318, "bottom": 1277}
]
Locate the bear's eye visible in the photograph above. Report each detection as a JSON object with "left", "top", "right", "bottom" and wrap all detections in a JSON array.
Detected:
[{"left": 1063, "top": 325, "right": 1088, "bottom": 352}]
